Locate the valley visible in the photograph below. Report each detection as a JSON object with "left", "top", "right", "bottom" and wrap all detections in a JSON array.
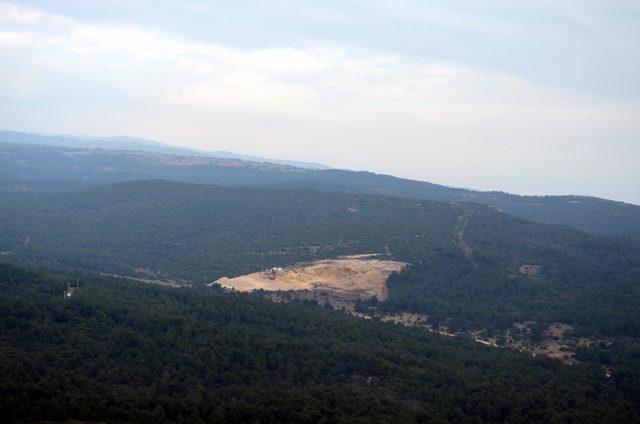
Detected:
[
  {"left": 2, "top": 1, "right": 638, "bottom": 420},
  {"left": 1, "top": 177, "right": 639, "bottom": 422}
]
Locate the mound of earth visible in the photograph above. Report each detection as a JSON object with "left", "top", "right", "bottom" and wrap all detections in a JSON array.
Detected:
[{"left": 210, "top": 255, "right": 407, "bottom": 301}]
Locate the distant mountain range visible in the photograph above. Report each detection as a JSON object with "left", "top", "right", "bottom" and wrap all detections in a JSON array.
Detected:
[
  {"left": 1, "top": 131, "right": 639, "bottom": 239},
  {"left": 0, "top": 130, "right": 331, "bottom": 170}
]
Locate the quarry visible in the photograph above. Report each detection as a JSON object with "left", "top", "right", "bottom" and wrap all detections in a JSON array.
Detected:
[
  {"left": 210, "top": 254, "right": 407, "bottom": 302},
  {"left": 209, "top": 255, "right": 602, "bottom": 365}
]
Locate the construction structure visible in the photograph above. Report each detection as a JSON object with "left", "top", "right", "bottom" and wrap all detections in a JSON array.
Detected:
[
  {"left": 264, "top": 267, "right": 282, "bottom": 280},
  {"left": 64, "top": 279, "right": 79, "bottom": 299}
]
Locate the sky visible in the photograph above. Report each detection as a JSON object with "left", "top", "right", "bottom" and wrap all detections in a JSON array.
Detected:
[{"left": 0, "top": 1, "right": 638, "bottom": 203}]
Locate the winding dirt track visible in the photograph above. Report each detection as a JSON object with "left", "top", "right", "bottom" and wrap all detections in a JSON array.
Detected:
[{"left": 454, "top": 207, "right": 474, "bottom": 264}]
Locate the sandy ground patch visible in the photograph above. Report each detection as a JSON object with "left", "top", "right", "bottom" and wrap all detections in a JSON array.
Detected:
[
  {"left": 211, "top": 256, "right": 406, "bottom": 301},
  {"left": 99, "top": 272, "right": 191, "bottom": 288}
]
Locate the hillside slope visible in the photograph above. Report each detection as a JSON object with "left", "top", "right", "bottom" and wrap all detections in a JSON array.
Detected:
[
  {"left": 1, "top": 180, "right": 639, "bottom": 340},
  {"left": 1, "top": 142, "right": 638, "bottom": 238},
  {"left": 1, "top": 263, "right": 637, "bottom": 423}
]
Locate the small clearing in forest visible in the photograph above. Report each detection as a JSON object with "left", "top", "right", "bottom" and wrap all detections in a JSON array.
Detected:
[{"left": 210, "top": 254, "right": 406, "bottom": 301}]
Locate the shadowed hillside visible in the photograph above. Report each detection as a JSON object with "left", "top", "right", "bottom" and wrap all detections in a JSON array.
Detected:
[{"left": 1, "top": 142, "right": 638, "bottom": 238}]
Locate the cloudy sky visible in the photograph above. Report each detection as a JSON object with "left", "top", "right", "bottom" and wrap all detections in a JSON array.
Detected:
[{"left": 1, "top": 1, "right": 638, "bottom": 203}]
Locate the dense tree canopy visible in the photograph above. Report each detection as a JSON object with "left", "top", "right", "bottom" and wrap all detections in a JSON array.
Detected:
[
  {"left": 1, "top": 180, "right": 639, "bottom": 339},
  {"left": 1, "top": 263, "right": 638, "bottom": 423}
]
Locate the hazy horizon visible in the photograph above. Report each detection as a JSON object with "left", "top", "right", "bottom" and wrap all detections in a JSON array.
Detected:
[
  {"left": 1, "top": 1, "right": 638, "bottom": 203},
  {"left": 3, "top": 127, "right": 640, "bottom": 206}
]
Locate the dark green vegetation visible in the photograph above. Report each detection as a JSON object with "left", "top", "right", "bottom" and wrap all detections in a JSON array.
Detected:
[
  {"left": 2, "top": 141, "right": 639, "bottom": 238},
  {"left": 1, "top": 180, "right": 640, "bottom": 341},
  {"left": 385, "top": 208, "right": 640, "bottom": 338},
  {"left": 2, "top": 139, "right": 640, "bottom": 422},
  {"left": 0, "top": 180, "right": 457, "bottom": 282},
  {"left": 1, "top": 263, "right": 638, "bottom": 423}
]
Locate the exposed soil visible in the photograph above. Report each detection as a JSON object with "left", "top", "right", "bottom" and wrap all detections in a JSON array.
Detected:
[
  {"left": 211, "top": 254, "right": 593, "bottom": 364},
  {"left": 98, "top": 272, "right": 191, "bottom": 288},
  {"left": 470, "top": 321, "right": 603, "bottom": 365},
  {"left": 211, "top": 254, "right": 407, "bottom": 302}
]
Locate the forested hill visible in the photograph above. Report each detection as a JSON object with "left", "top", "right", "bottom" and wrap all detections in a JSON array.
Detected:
[
  {"left": 1, "top": 263, "right": 638, "bottom": 423},
  {"left": 1, "top": 142, "right": 639, "bottom": 238},
  {"left": 1, "top": 180, "right": 640, "bottom": 339},
  {"left": 0, "top": 130, "right": 330, "bottom": 170}
]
